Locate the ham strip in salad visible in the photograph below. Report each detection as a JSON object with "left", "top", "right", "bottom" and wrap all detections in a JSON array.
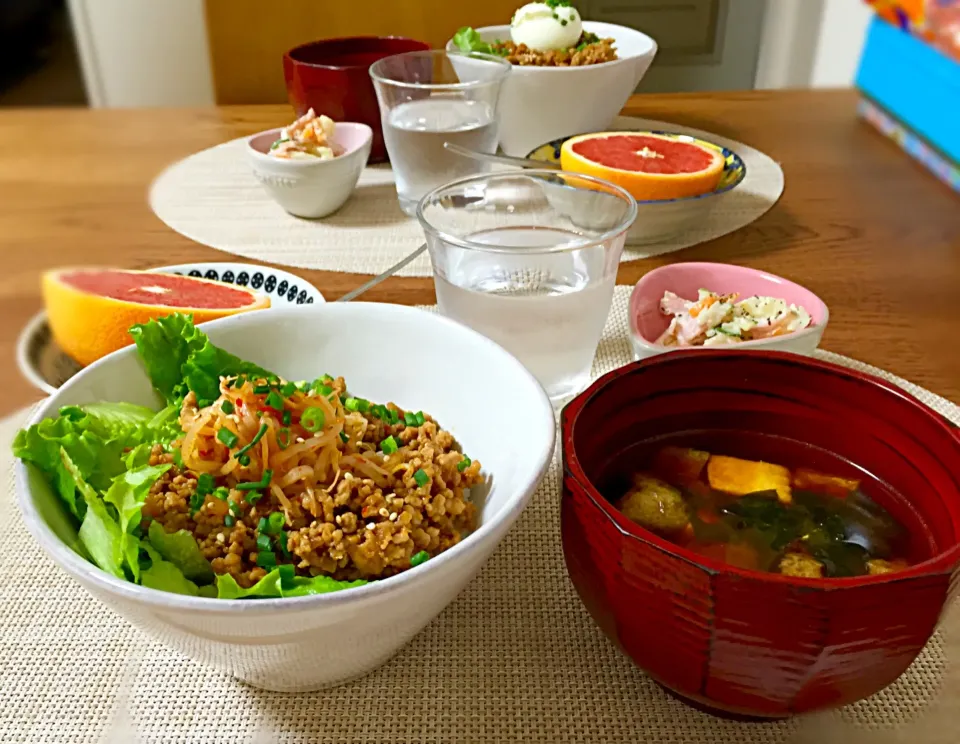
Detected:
[{"left": 656, "top": 289, "right": 812, "bottom": 347}]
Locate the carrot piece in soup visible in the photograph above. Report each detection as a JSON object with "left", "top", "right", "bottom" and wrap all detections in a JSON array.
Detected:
[
  {"left": 792, "top": 468, "right": 860, "bottom": 498},
  {"left": 707, "top": 455, "right": 792, "bottom": 504},
  {"left": 652, "top": 446, "right": 710, "bottom": 486}
]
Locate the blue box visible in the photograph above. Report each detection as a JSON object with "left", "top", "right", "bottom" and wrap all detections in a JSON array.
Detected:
[{"left": 856, "top": 15, "right": 960, "bottom": 166}]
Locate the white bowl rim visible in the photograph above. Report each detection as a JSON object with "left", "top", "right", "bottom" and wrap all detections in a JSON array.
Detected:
[
  {"left": 445, "top": 21, "right": 657, "bottom": 72},
  {"left": 15, "top": 263, "right": 326, "bottom": 397},
  {"left": 628, "top": 262, "right": 830, "bottom": 353},
  {"left": 246, "top": 122, "right": 372, "bottom": 164},
  {"left": 16, "top": 302, "right": 556, "bottom": 614}
]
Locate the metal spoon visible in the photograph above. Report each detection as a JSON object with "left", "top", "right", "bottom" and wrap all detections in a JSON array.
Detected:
[
  {"left": 443, "top": 141, "right": 561, "bottom": 170},
  {"left": 334, "top": 243, "right": 428, "bottom": 303}
]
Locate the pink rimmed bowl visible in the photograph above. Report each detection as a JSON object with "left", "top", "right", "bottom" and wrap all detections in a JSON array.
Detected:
[{"left": 629, "top": 262, "right": 829, "bottom": 360}]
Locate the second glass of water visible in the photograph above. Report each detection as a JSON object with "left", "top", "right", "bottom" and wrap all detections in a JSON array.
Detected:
[
  {"left": 369, "top": 50, "right": 511, "bottom": 216},
  {"left": 417, "top": 170, "right": 638, "bottom": 403}
]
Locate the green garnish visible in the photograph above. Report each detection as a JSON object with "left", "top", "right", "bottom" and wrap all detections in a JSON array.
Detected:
[
  {"left": 235, "top": 376, "right": 248, "bottom": 388},
  {"left": 256, "top": 551, "right": 277, "bottom": 568},
  {"left": 560, "top": 18, "right": 568, "bottom": 25},
  {"left": 282, "top": 409, "right": 292, "bottom": 426},
  {"left": 322, "top": 374, "right": 334, "bottom": 383},
  {"left": 457, "top": 456, "right": 472, "bottom": 473},
  {"left": 277, "top": 428, "right": 291, "bottom": 449},
  {"left": 280, "top": 381, "right": 297, "bottom": 397},
  {"left": 196, "top": 472, "right": 214, "bottom": 497},
  {"left": 415, "top": 411, "right": 425, "bottom": 426},
  {"left": 172, "top": 447, "right": 183, "bottom": 468},
  {"left": 257, "top": 516, "right": 268, "bottom": 532},
  {"left": 339, "top": 431, "right": 349, "bottom": 444},
  {"left": 224, "top": 515, "right": 235, "bottom": 527},
  {"left": 245, "top": 490, "right": 263, "bottom": 505},
  {"left": 545, "top": 0, "right": 571, "bottom": 7},
  {"left": 344, "top": 397, "right": 369, "bottom": 413},
  {"left": 410, "top": 550, "right": 430, "bottom": 567},
  {"left": 301, "top": 407, "right": 325, "bottom": 433},
  {"left": 235, "top": 423, "right": 268, "bottom": 458},
  {"left": 253, "top": 383, "right": 270, "bottom": 395},
  {"left": 189, "top": 491, "right": 204, "bottom": 514},
  {"left": 315, "top": 384, "right": 333, "bottom": 398},
  {"left": 413, "top": 469, "right": 430, "bottom": 487},
  {"left": 277, "top": 532, "right": 291, "bottom": 559},
  {"left": 236, "top": 469, "right": 273, "bottom": 491},
  {"left": 221, "top": 400, "right": 235, "bottom": 415},
  {"left": 217, "top": 428, "right": 239, "bottom": 448},
  {"left": 403, "top": 411, "right": 418, "bottom": 427},
  {"left": 269, "top": 138, "right": 289, "bottom": 151},
  {"left": 238, "top": 453, "right": 251, "bottom": 466},
  {"left": 265, "top": 390, "right": 284, "bottom": 410},
  {"left": 228, "top": 500, "right": 242, "bottom": 515},
  {"left": 381, "top": 435, "right": 399, "bottom": 455},
  {"left": 265, "top": 511, "right": 285, "bottom": 534},
  {"left": 256, "top": 533, "right": 272, "bottom": 552},
  {"left": 213, "top": 486, "right": 230, "bottom": 501}
]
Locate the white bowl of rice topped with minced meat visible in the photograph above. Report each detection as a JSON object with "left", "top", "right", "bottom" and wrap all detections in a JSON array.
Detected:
[{"left": 14, "top": 302, "right": 555, "bottom": 692}]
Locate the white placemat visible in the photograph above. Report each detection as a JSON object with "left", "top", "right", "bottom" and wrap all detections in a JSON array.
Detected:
[
  {"left": 149, "top": 117, "right": 784, "bottom": 278},
  {"left": 6, "top": 287, "right": 955, "bottom": 744}
]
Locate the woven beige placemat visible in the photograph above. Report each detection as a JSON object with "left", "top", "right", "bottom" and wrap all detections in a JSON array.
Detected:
[
  {"left": 3, "top": 286, "right": 956, "bottom": 744},
  {"left": 148, "top": 117, "right": 784, "bottom": 278}
]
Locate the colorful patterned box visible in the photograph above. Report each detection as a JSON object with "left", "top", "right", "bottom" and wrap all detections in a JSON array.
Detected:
[
  {"left": 865, "top": 0, "right": 960, "bottom": 61},
  {"left": 856, "top": 15, "right": 960, "bottom": 193}
]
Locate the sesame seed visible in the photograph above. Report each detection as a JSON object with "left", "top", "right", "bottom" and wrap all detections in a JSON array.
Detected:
[
  {"left": 217, "top": 533, "right": 226, "bottom": 544},
  {"left": 389, "top": 512, "right": 398, "bottom": 522},
  {"left": 344, "top": 472, "right": 354, "bottom": 480},
  {"left": 366, "top": 523, "right": 375, "bottom": 530},
  {"left": 335, "top": 515, "right": 342, "bottom": 525},
  {"left": 296, "top": 437, "right": 305, "bottom": 443},
  {"left": 379, "top": 507, "right": 389, "bottom": 517}
]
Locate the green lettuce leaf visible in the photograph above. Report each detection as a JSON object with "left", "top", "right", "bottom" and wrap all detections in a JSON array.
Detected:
[
  {"left": 13, "top": 401, "right": 177, "bottom": 519},
  {"left": 147, "top": 521, "right": 214, "bottom": 583},
  {"left": 129, "top": 314, "right": 275, "bottom": 407},
  {"left": 216, "top": 564, "right": 367, "bottom": 599},
  {"left": 61, "top": 449, "right": 126, "bottom": 579},
  {"left": 139, "top": 543, "right": 204, "bottom": 596},
  {"left": 453, "top": 26, "right": 492, "bottom": 54},
  {"left": 103, "top": 464, "right": 171, "bottom": 581}
]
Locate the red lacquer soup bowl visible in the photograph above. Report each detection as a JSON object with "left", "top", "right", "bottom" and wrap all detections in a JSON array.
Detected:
[
  {"left": 560, "top": 350, "right": 960, "bottom": 718},
  {"left": 283, "top": 36, "right": 430, "bottom": 163}
]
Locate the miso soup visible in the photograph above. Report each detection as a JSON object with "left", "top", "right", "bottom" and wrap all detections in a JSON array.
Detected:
[{"left": 613, "top": 444, "right": 912, "bottom": 578}]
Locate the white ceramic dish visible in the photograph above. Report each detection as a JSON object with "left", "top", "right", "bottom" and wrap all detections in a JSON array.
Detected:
[
  {"left": 446, "top": 22, "right": 657, "bottom": 156},
  {"left": 15, "top": 302, "right": 556, "bottom": 692},
  {"left": 628, "top": 262, "right": 829, "bottom": 360},
  {"left": 16, "top": 262, "right": 324, "bottom": 395},
  {"left": 246, "top": 122, "right": 372, "bottom": 218}
]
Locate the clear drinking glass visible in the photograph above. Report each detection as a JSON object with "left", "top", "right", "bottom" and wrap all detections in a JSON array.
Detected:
[
  {"left": 417, "top": 170, "right": 638, "bottom": 403},
  {"left": 369, "top": 50, "right": 511, "bottom": 217}
]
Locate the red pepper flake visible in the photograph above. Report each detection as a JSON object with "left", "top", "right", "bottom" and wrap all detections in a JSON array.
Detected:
[
  {"left": 235, "top": 398, "right": 244, "bottom": 408},
  {"left": 199, "top": 448, "right": 213, "bottom": 457}
]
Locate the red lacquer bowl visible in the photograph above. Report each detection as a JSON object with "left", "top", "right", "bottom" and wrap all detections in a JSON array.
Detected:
[
  {"left": 283, "top": 37, "right": 430, "bottom": 163},
  {"left": 560, "top": 350, "right": 960, "bottom": 719}
]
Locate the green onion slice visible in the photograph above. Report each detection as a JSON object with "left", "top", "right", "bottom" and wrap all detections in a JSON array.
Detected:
[
  {"left": 217, "top": 428, "right": 239, "bottom": 448},
  {"left": 265, "top": 390, "right": 284, "bottom": 410},
  {"left": 221, "top": 400, "right": 235, "bottom": 415},
  {"left": 410, "top": 550, "right": 429, "bottom": 567},
  {"left": 300, "top": 407, "right": 326, "bottom": 433},
  {"left": 413, "top": 469, "right": 430, "bottom": 487},
  {"left": 280, "top": 381, "right": 297, "bottom": 397},
  {"left": 381, "top": 435, "right": 399, "bottom": 454},
  {"left": 235, "top": 423, "right": 268, "bottom": 458},
  {"left": 457, "top": 456, "right": 472, "bottom": 473}
]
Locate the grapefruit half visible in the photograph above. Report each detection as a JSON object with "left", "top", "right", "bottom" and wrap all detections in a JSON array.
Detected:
[
  {"left": 43, "top": 268, "right": 270, "bottom": 366},
  {"left": 560, "top": 132, "right": 725, "bottom": 201}
]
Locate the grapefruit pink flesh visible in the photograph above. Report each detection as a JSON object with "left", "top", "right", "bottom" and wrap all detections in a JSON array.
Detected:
[
  {"left": 570, "top": 134, "right": 717, "bottom": 175},
  {"left": 59, "top": 270, "right": 258, "bottom": 309}
]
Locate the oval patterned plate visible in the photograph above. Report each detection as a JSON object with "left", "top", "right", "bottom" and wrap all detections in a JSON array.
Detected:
[
  {"left": 526, "top": 131, "right": 747, "bottom": 246},
  {"left": 17, "top": 262, "right": 325, "bottom": 396}
]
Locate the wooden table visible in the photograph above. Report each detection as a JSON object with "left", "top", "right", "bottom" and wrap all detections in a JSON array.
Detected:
[{"left": 1, "top": 90, "right": 958, "bottom": 416}]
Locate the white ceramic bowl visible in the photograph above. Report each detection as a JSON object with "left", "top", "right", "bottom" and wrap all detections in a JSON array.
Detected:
[
  {"left": 15, "top": 303, "right": 555, "bottom": 692},
  {"left": 246, "top": 122, "right": 372, "bottom": 218},
  {"left": 629, "top": 262, "right": 829, "bottom": 360},
  {"left": 447, "top": 22, "right": 657, "bottom": 156}
]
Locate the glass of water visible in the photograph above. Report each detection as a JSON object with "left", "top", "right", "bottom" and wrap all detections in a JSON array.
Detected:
[
  {"left": 369, "top": 50, "right": 511, "bottom": 217},
  {"left": 417, "top": 170, "right": 638, "bottom": 403}
]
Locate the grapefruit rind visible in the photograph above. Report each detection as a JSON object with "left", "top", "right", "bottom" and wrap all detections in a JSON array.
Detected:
[
  {"left": 560, "top": 132, "right": 726, "bottom": 201},
  {"left": 42, "top": 268, "right": 270, "bottom": 367}
]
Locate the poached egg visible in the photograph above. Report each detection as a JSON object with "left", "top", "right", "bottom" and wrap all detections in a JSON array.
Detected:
[{"left": 510, "top": 2, "right": 583, "bottom": 52}]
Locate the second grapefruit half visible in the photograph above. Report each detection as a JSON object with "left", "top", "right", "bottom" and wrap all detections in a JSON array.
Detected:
[
  {"left": 43, "top": 268, "right": 270, "bottom": 366},
  {"left": 560, "top": 132, "right": 725, "bottom": 201}
]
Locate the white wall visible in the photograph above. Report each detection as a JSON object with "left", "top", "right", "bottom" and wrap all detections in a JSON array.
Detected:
[
  {"left": 809, "top": 0, "right": 873, "bottom": 87},
  {"left": 67, "top": 0, "right": 215, "bottom": 107}
]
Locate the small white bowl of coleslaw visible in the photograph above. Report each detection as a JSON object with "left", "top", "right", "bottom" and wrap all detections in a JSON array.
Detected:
[
  {"left": 246, "top": 112, "right": 372, "bottom": 219},
  {"left": 629, "top": 262, "right": 829, "bottom": 361}
]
